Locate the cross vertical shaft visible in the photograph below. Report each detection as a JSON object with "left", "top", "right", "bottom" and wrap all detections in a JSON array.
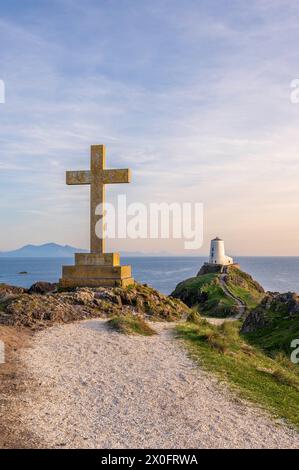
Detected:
[
  {"left": 65, "top": 143, "right": 131, "bottom": 255},
  {"left": 61, "top": 143, "right": 134, "bottom": 288},
  {"left": 90, "top": 145, "right": 105, "bottom": 254}
]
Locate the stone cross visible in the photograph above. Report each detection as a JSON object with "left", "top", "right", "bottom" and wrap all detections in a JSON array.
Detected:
[{"left": 66, "top": 145, "right": 131, "bottom": 254}]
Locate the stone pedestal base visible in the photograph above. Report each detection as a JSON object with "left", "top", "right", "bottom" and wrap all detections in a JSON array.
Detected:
[{"left": 59, "top": 252, "right": 134, "bottom": 288}]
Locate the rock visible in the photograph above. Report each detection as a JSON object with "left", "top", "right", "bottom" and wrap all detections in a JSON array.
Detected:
[
  {"left": 197, "top": 263, "right": 242, "bottom": 276},
  {"left": 0, "top": 284, "right": 26, "bottom": 303},
  {"left": 241, "top": 291, "right": 299, "bottom": 356},
  {"left": 241, "top": 307, "right": 269, "bottom": 333},
  {"left": 242, "top": 291, "right": 299, "bottom": 334},
  {"left": 3, "top": 294, "right": 80, "bottom": 328},
  {"left": 94, "top": 289, "right": 122, "bottom": 307},
  {"left": 28, "top": 282, "right": 57, "bottom": 295},
  {"left": 113, "top": 284, "right": 191, "bottom": 321},
  {"left": 69, "top": 288, "right": 95, "bottom": 305},
  {"left": 197, "top": 264, "right": 224, "bottom": 276},
  {"left": 0, "top": 283, "right": 191, "bottom": 329}
]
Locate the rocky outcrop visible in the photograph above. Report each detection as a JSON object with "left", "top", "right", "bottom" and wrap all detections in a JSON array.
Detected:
[
  {"left": 241, "top": 291, "right": 299, "bottom": 334},
  {"left": 4, "top": 294, "right": 81, "bottom": 328},
  {"left": 0, "top": 283, "right": 191, "bottom": 329},
  {"left": 197, "top": 264, "right": 223, "bottom": 276},
  {"left": 0, "top": 284, "right": 26, "bottom": 303},
  {"left": 197, "top": 263, "right": 241, "bottom": 276},
  {"left": 28, "top": 282, "right": 57, "bottom": 295},
  {"left": 241, "top": 291, "right": 299, "bottom": 356}
]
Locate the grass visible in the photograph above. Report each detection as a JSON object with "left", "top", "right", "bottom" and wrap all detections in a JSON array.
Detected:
[
  {"left": 107, "top": 314, "right": 157, "bottom": 336},
  {"left": 176, "top": 319, "right": 299, "bottom": 428},
  {"left": 244, "top": 313, "right": 299, "bottom": 357},
  {"left": 171, "top": 267, "right": 265, "bottom": 318},
  {"left": 186, "top": 309, "right": 202, "bottom": 325},
  {"left": 171, "top": 273, "right": 215, "bottom": 293},
  {"left": 172, "top": 274, "right": 236, "bottom": 317},
  {"left": 225, "top": 268, "right": 264, "bottom": 310},
  {"left": 200, "top": 278, "right": 236, "bottom": 316},
  {"left": 226, "top": 284, "right": 259, "bottom": 309}
]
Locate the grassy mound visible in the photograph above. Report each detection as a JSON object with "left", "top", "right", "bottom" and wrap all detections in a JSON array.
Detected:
[
  {"left": 108, "top": 315, "right": 157, "bottom": 336},
  {"left": 171, "top": 274, "right": 236, "bottom": 317},
  {"left": 171, "top": 266, "right": 264, "bottom": 318},
  {"left": 176, "top": 318, "right": 299, "bottom": 428},
  {"left": 225, "top": 267, "right": 264, "bottom": 310}
]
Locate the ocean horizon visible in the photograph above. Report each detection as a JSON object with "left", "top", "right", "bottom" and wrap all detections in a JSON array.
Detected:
[{"left": 1, "top": 256, "right": 299, "bottom": 295}]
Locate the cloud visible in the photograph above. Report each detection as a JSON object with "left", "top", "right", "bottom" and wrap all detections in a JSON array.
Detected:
[{"left": 0, "top": 1, "right": 299, "bottom": 254}]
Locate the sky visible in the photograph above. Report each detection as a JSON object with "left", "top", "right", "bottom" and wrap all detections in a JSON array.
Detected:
[{"left": 1, "top": 0, "right": 299, "bottom": 255}]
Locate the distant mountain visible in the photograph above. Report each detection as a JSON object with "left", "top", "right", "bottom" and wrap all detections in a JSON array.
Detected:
[
  {"left": 0, "top": 244, "right": 202, "bottom": 258},
  {"left": 0, "top": 243, "right": 88, "bottom": 258}
]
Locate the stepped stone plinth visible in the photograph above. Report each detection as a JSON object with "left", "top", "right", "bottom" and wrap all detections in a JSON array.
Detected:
[{"left": 60, "top": 252, "right": 134, "bottom": 288}]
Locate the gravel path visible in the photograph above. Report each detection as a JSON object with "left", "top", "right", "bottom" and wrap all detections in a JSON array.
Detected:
[{"left": 18, "top": 320, "right": 299, "bottom": 449}]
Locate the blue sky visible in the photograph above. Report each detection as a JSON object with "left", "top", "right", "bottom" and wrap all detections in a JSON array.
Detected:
[{"left": 1, "top": 0, "right": 299, "bottom": 254}]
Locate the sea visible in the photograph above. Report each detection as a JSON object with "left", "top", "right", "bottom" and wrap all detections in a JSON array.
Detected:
[{"left": 1, "top": 256, "right": 299, "bottom": 295}]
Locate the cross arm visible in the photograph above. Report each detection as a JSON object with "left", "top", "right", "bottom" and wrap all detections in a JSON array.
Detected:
[
  {"left": 103, "top": 169, "right": 131, "bottom": 184},
  {"left": 66, "top": 171, "right": 91, "bottom": 185}
]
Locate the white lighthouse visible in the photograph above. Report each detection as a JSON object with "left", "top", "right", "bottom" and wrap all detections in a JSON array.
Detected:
[{"left": 209, "top": 237, "right": 233, "bottom": 265}]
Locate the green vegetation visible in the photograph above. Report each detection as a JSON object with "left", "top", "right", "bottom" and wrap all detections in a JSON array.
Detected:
[
  {"left": 225, "top": 268, "right": 264, "bottom": 309},
  {"left": 246, "top": 318, "right": 299, "bottom": 357},
  {"left": 176, "top": 319, "right": 299, "bottom": 428},
  {"left": 186, "top": 309, "right": 202, "bottom": 325},
  {"left": 171, "top": 273, "right": 235, "bottom": 317},
  {"left": 119, "top": 283, "right": 192, "bottom": 322},
  {"left": 107, "top": 314, "right": 157, "bottom": 336},
  {"left": 171, "top": 266, "right": 264, "bottom": 318},
  {"left": 243, "top": 301, "right": 299, "bottom": 357}
]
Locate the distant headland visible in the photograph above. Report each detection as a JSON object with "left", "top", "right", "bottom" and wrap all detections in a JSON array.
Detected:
[
  {"left": 0, "top": 243, "right": 87, "bottom": 258},
  {"left": 0, "top": 243, "right": 193, "bottom": 258}
]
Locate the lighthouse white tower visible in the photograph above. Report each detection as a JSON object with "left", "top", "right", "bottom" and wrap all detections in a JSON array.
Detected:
[{"left": 209, "top": 237, "right": 233, "bottom": 265}]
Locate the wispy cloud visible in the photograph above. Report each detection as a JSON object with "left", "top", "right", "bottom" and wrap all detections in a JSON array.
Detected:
[{"left": 0, "top": 0, "right": 299, "bottom": 254}]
